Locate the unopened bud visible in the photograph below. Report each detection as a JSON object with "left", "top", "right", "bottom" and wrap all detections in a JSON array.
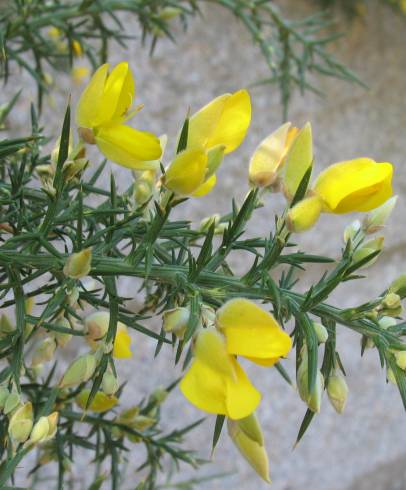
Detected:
[
  {"left": 297, "top": 350, "right": 324, "bottom": 413},
  {"left": 162, "top": 307, "right": 190, "bottom": 339},
  {"left": 312, "top": 322, "right": 328, "bottom": 344},
  {"left": 286, "top": 196, "right": 322, "bottom": 233},
  {"left": 394, "top": 351, "right": 406, "bottom": 371},
  {"left": 199, "top": 214, "right": 220, "bottom": 233},
  {"left": 4, "top": 392, "right": 21, "bottom": 415},
  {"left": 327, "top": 373, "right": 348, "bottom": 414},
  {"left": 150, "top": 386, "right": 168, "bottom": 405},
  {"left": 343, "top": 220, "right": 361, "bottom": 243},
  {"left": 134, "top": 170, "right": 156, "bottom": 206},
  {"left": 159, "top": 6, "right": 182, "bottom": 20},
  {"left": 76, "top": 389, "right": 118, "bottom": 413},
  {"left": 382, "top": 293, "right": 401, "bottom": 311},
  {"left": 378, "top": 316, "right": 397, "bottom": 330},
  {"left": 54, "top": 317, "right": 73, "bottom": 348},
  {"left": 63, "top": 248, "right": 92, "bottom": 279},
  {"left": 102, "top": 370, "right": 119, "bottom": 396},
  {"left": 28, "top": 416, "right": 50, "bottom": 445},
  {"left": 0, "top": 314, "right": 14, "bottom": 335},
  {"left": 59, "top": 353, "right": 97, "bottom": 388},
  {"left": 352, "top": 236, "right": 384, "bottom": 269},
  {"left": 85, "top": 311, "right": 110, "bottom": 340},
  {"left": 9, "top": 402, "right": 33, "bottom": 443},
  {"left": 132, "top": 415, "right": 156, "bottom": 431},
  {"left": 227, "top": 417, "right": 271, "bottom": 483},
  {"left": 362, "top": 196, "right": 398, "bottom": 233},
  {"left": 63, "top": 158, "right": 88, "bottom": 183},
  {"left": 32, "top": 337, "right": 57, "bottom": 366},
  {"left": 389, "top": 274, "right": 406, "bottom": 300}
]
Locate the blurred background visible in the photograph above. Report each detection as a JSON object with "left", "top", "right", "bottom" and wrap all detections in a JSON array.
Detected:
[{"left": 4, "top": 0, "right": 406, "bottom": 488}]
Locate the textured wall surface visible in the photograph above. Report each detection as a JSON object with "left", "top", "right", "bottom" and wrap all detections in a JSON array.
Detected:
[{"left": 4, "top": 1, "right": 406, "bottom": 489}]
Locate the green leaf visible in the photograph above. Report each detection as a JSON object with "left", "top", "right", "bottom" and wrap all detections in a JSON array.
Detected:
[{"left": 212, "top": 415, "right": 225, "bottom": 452}]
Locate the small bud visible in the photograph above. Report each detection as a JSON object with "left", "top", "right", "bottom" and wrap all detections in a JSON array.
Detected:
[
  {"left": 63, "top": 248, "right": 92, "bottom": 279},
  {"left": 131, "top": 415, "right": 156, "bottom": 431},
  {"left": 362, "top": 196, "right": 398, "bottom": 233},
  {"left": 343, "top": 220, "right": 361, "bottom": 243},
  {"left": 297, "top": 349, "right": 324, "bottom": 413},
  {"left": 162, "top": 307, "right": 190, "bottom": 339},
  {"left": 352, "top": 236, "right": 384, "bottom": 269},
  {"left": 327, "top": 373, "right": 349, "bottom": 414},
  {"left": 66, "top": 287, "right": 80, "bottom": 307},
  {"left": 62, "top": 158, "right": 88, "bottom": 183},
  {"left": 0, "top": 314, "right": 15, "bottom": 335},
  {"left": 32, "top": 337, "right": 57, "bottom": 366},
  {"left": 4, "top": 392, "right": 21, "bottom": 415},
  {"left": 394, "top": 351, "right": 406, "bottom": 371},
  {"left": 227, "top": 417, "right": 271, "bottom": 483},
  {"left": 378, "top": 316, "right": 397, "bottom": 330},
  {"left": 59, "top": 353, "right": 97, "bottom": 388},
  {"left": 85, "top": 311, "right": 110, "bottom": 340},
  {"left": 9, "top": 402, "right": 33, "bottom": 443},
  {"left": 312, "top": 322, "right": 328, "bottom": 344},
  {"left": 382, "top": 293, "right": 401, "bottom": 310},
  {"left": 286, "top": 196, "right": 322, "bottom": 233},
  {"left": 28, "top": 416, "right": 50, "bottom": 445},
  {"left": 102, "top": 370, "right": 119, "bottom": 396},
  {"left": 134, "top": 170, "right": 156, "bottom": 206},
  {"left": 389, "top": 274, "right": 406, "bottom": 300},
  {"left": 76, "top": 389, "right": 118, "bottom": 413},
  {"left": 150, "top": 386, "right": 168, "bottom": 405},
  {"left": 159, "top": 6, "right": 182, "bottom": 20},
  {"left": 54, "top": 316, "right": 73, "bottom": 348}
]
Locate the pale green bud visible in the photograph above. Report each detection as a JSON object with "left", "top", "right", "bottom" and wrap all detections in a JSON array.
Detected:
[
  {"left": 4, "top": 392, "right": 21, "bottom": 415},
  {"left": 199, "top": 214, "right": 220, "bottom": 233},
  {"left": 131, "top": 415, "right": 156, "bottom": 431},
  {"left": 28, "top": 416, "right": 50, "bottom": 445},
  {"left": 0, "top": 386, "right": 9, "bottom": 409},
  {"left": 0, "top": 314, "right": 14, "bottom": 335},
  {"left": 343, "top": 219, "right": 361, "bottom": 243},
  {"left": 227, "top": 418, "right": 271, "bottom": 483},
  {"left": 389, "top": 274, "right": 406, "bottom": 300},
  {"left": 102, "top": 371, "right": 119, "bottom": 396},
  {"left": 286, "top": 195, "right": 322, "bottom": 233},
  {"left": 66, "top": 287, "right": 80, "bottom": 307},
  {"left": 327, "top": 373, "right": 348, "bottom": 414},
  {"left": 162, "top": 307, "right": 190, "bottom": 339},
  {"left": 85, "top": 311, "right": 110, "bottom": 340},
  {"left": 382, "top": 293, "right": 402, "bottom": 311},
  {"left": 54, "top": 317, "right": 73, "bottom": 348},
  {"left": 63, "top": 247, "right": 92, "bottom": 279},
  {"left": 236, "top": 412, "right": 264, "bottom": 446},
  {"left": 62, "top": 158, "right": 87, "bottom": 183},
  {"left": 312, "top": 322, "right": 328, "bottom": 344},
  {"left": 9, "top": 402, "right": 33, "bottom": 443},
  {"left": 394, "top": 351, "right": 406, "bottom": 371},
  {"left": 159, "top": 6, "right": 182, "bottom": 20},
  {"left": 59, "top": 353, "right": 97, "bottom": 388},
  {"left": 352, "top": 236, "right": 384, "bottom": 269},
  {"left": 362, "top": 196, "right": 398, "bottom": 234},
  {"left": 378, "top": 316, "right": 397, "bottom": 330},
  {"left": 134, "top": 170, "right": 156, "bottom": 206},
  {"left": 32, "top": 337, "right": 57, "bottom": 366},
  {"left": 297, "top": 351, "right": 324, "bottom": 413},
  {"left": 150, "top": 386, "right": 168, "bottom": 405}
]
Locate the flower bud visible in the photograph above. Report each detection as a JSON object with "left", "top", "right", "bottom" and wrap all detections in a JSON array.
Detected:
[
  {"left": 150, "top": 386, "right": 168, "bottom": 405},
  {"left": 0, "top": 386, "right": 9, "bottom": 409},
  {"left": 352, "top": 236, "right": 384, "bottom": 269},
  {"left": 382, "top": 293, "right": 402, "bottom": 311},
  {"left": 134, "top": 170, "right": 156, "bottom": 206},
  {"left": 131, "top": 415, "right": 156, "bottom": 431},
  {"left": 159, "top": 6, "right": 182, "bottom": 20},
  {"left": 4, "top": 392, "right": 21, "bottom": 415},
  {"left": 102, "top": 370, "right": 119, "bottom": 396},
  {"left": 312, "top": 322, "right": 328, "bottom": 344},
  {"left": 62, "top": 158, "right": 88, "bottom": 183},
  {"left": 63, "top": 247, "right": 92, "bottom": 279},
  {"left": 59, "top": 353, "right": 97, "bottom": 388},
  {"left": 362, "top": 196, "right": 398, "bottom": 234},
  {"left": 85, "top": 311, "right": 110, "bottom": 340},
  {"left": 66, "top": 287, "right": 80, "bottom": 307},
  {"left": 394, "top": 351, "right": 406, "bottom": 371},
  {"left": 389, "top": 274, "right": 406, "bottom": 300},
  {"left": 54, "top": 316, "right": 73, "bottom": 348},
  {"left": 343, "top": 220, "right": 361, "bottom": 243},
  {"left": 286, "top": 195, "right": 322, "bottom": 233},
  {"left": 327, "top": 373, "right": 348, "bottom": 414},
  {"left": 297, "top": 350, "right": 324, "bottom": 413},
  {"left": 76, "top": 389, "right": 118, "bottom": 413},
  {"left": 28, "top": 416, "right": 50, "bottom": 445},
  {"left": 378, "top": 316, "right": 397, "bottom": 330},
  {"left": 162, "top": 307, "right": 190, "bottom": 339},
  {"left": 199, "top": 214, "right": 220, "bottom": 233},
  {"left": 32, "top": 337, "right": 57, "bottom": 366},
  {"left": 227, "top": 417, "right": 271, "bottom": 483},
  {"left": 8, "top": 402, "right": 33, "bottom": 443},
  {"left": 0, "top": 314, "right": 14, "bottom": 335}
]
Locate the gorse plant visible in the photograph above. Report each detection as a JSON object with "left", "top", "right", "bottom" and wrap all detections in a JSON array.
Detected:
[{"left": 0, "top": 58, "right": 405, "bottom": 489}]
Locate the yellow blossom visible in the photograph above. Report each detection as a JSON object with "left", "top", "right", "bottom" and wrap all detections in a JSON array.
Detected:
[
  {"left": 313, "top": 158, "right": 393, "bottom": 214},
  {"left": 76, "top": 389, "right": 118, "bottom": 413},
  {"left": 180, "top": 328, "right": 261, "bottom": 419},
  {"left": 72, "top": 66, "right": 90, "bottom": 85},
  {"left": 216, "top": 298, "right": 292, "bottom": 366},
  {"left": 76, "top": 62, "right": 162, "bottom": 170}
]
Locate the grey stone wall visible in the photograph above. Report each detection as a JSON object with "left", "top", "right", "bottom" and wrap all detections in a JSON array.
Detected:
[{"left": 3, "top": 1, "right": 406, "bottom": 489}]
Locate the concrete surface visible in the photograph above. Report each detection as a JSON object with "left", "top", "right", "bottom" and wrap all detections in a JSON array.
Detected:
[{"left": 3, "top": 0, "right": 406, "bottom": 489}]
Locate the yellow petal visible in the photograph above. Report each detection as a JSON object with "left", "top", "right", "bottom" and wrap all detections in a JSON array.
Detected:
[
  {"left": 95, "top": 125, "right": 162, "bottom": 170},
  {"left": 113, "top": 324, "right": 132, "bottom": 359},
  {"left": 282, "top": 123, "right": 313, "bottom": 200},
  {"left": 286, "top": 195, "right": 323, "bottom": 233},
  {"left": 188, "top": 90, "right": 251, "bottom": 154},
  {"left": 192, "top": 174, "right": 217, "bottom": 197},
  {"left": 313, "top": 158, "right": 393, "bottom": 213},
  {"left": 244, "top": 356, "right": 279, "bottom": 367},
  {"left": 180, "top": 328, "right": 260, "bottom": 419},
  {"left": 249, "top": 122, "right": 294, "bottom": 187},
  {"left": 164, "top": 148, "right": 208, "bottom": 196},
  {"left": 76, "top": 389, "right": 118, "bottom": 413},
  {"left": 101, "top": 62, "right": 135, "bottom": 125},
  {"left": 216, "top": 299, "right": 292, "bottom": 360},
  {"left": 76, "top": 63, "right": 109, "bottom": 128}
]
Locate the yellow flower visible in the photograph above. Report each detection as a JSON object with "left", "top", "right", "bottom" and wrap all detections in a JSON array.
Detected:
[
  {"left": 216, "top": 298, "right": 292, "bottom": 367},
  {"left": 187, "top": 90, "right": 251, "bottom": 154},
  {"left": 165, "top": 90, "right": 251, "bottom": 197},
  {"left": 72, "top": 66, "right": 90, "bottom": 85},
  {"left": 76, "top": 62, "right": 162, "bottom": 170},
  {"left": 249, "top": 122, "right": 298, "bottom": 188},
  {"left": 85, "top": 311, "right": 133, "bottom": 359},
  {"left": 313, "top": 158, "right": 393, "bottom": 214},
  {"left": 180, "top": 328, "right": 261, "bottom": 419}
]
